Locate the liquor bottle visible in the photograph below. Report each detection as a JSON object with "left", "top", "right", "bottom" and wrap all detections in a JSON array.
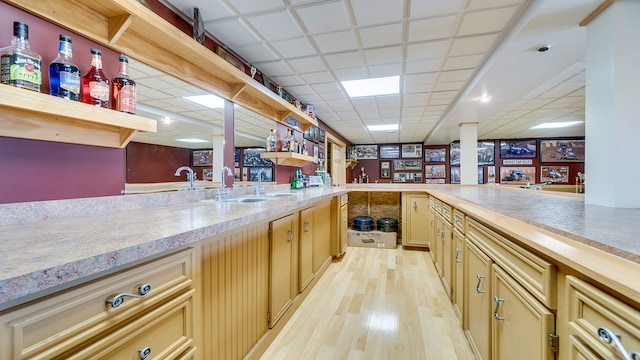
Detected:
[
  {"left": 282, "top": 129, "right": 292, "bottom": 152},
  {"left": 289, "top": 131, "right": 297, "bottom": 153},
  {"left": 49, "top": 34, "right": 80, "bottom": 101},
  {"left": 111, "top": 54, "right": 136, "bottom": 114},
  {"left": 81, "top": 48, "right": 110, "bottom": 108},
  {"left": 0, "top": 22, "right": 42, "bottom": 92},
  {"left": 266, "top": 129, "right": 276, "bottom": 152},
  {"left": 302, "top": 140, "right": 308, "bottom": 156}
]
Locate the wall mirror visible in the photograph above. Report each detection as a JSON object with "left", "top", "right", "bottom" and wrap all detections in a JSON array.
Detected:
[{"left": 126, "top": 58, "right": 277, "bottom": 190}]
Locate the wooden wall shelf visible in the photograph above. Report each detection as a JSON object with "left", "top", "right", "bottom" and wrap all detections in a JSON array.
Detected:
[
  {"left": 260, "top": 152, "right": 314, "bottom": 167},
  {"left": 0, "top": 85, "right": 156, "bottom": 148},
  {"left": 5, "top": 0, "right": 318, "bottom": 132}
]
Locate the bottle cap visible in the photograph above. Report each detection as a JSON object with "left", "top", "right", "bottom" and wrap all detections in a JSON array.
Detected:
[
  {"left": 59, "top": 34, "right": 72, "bottom": 43},
  {"left": 13, "top": 22, "right": 28, "bottom": 39},
  {"left": 119, "top": 54, "right": 128, "bottom": 63},
  {"left": 90, "top": 48, "right": 101, "bottom": 55}
]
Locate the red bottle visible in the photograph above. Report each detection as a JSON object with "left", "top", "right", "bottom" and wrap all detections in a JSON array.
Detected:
[
  {"left": 81, "top": 48, "right": 109, "bottom": 108},
  {"left": 111, "top": 54, "right": 136, "bottom": 114}
]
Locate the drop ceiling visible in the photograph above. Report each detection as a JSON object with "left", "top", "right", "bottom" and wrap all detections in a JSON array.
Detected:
[{"left": 137, "top": 0, "right": 601, "bottom": 147}]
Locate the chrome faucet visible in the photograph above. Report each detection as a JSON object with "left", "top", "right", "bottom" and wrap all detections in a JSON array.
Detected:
[
  {"left": 254, "top": 168, "right": 267, "bottom": 195},
  {"left": 215, "top": 166, "right": 233, "bottom": 200},
  {"left": 174, "top": 166, "right": 195, "bottom": 190}
]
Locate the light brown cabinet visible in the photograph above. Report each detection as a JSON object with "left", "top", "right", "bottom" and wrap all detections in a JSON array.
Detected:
[
  {"left": 299, "top": 207, "right": 315, "bottom": 292},
  {"left": 434, "top": 201, "right": 453, "bottom": 298},
  {"left": 465, "top": 238, "right": 493, "bottom": 360},
  {"left": 0, "top": 248, "right": 197, "bottom": 360},
  {"left": 312, "top": 199, "right": 332, "bottom": 273},
  {"left": 453, "top": 226, "right": 465, "bottom": 322},
  {"left": 401, "top": 193, "right": 430, "bottom": 248},
  {"left": 331, "top": 194, "right": 348, "bottom": 257},
  {"left": 269, "top": 213, "right": 299, "bottom": 328}
]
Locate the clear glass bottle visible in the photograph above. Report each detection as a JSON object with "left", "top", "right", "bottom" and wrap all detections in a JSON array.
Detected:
[
  {"left": 111, "top": 54, "right": 136, "bottom": 114},
  {"left": 0, "top": 22, "right": 42, "bottom": 92},
  {"left": 81, "top": 48, "right": 110, "bottom": 108},
  {"left": 282, "top": 129, "right": 292, "bottom": 152},
  {"left": 266, "top": 129, "right": 276, "bottom": 152},
  {"left": 49, "top": 34, "right": 80, "bottom": 101}
]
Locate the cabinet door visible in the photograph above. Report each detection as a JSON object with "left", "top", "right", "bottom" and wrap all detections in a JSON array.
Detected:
[
  {"left": 428, "top": 206, "right": 437, "bottom": 261},
  {"left": 299, "top": 207, "right": 314, "bottom": 293},
  {"left": 312, "top": 199, "right": 332, "bottom": 273},
  {"left": 453, "top": 229, "right": 465, "bottom": 322},
  {"left": 340, "top": 203, "right": 348, "bottom": 254},
  {"left": 434, "top": 215, "right": 453, "bottom": 297},
  {"left": 465, "top": 239, "right": 493, "bottom": 360},
  {"left": 269, "top": 214, "right": 297, "bottom": 328},
  {"left": 492, "top": 265, "right": 555, "bottom": 360},
  {"left": 402, "top": 193, "right": 429, "bottom": 247}
]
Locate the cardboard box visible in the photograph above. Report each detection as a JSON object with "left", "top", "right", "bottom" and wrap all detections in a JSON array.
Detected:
[{"left": 348, "top": 229, "right": 397, "bottom": 249}]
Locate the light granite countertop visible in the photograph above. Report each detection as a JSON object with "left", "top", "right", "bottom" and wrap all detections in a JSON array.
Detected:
[{"left": 1, "top": 183, "right": 639, "bottom": 310}]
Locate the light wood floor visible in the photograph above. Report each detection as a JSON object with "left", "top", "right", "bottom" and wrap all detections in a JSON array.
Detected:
[{"left": 260, "top": 246, "right": 476, "bottom": 360}]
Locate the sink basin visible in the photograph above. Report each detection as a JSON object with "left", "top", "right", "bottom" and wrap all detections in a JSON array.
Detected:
[
  {"left": 264, "top": 193, "right": 298, "bottom": 197},
  {"left": 201, "top": 197, "right": 273, "bottom": 203}
]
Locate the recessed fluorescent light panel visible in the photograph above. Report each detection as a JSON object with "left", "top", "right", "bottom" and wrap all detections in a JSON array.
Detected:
[
  {"left": 182, "top": 94, "right": 224, "bottom": 109},
  {"left": 342, "top": 76, "right": 400, "bottom": 97},
  {"left": 530, "top": 121, "right": 583, "bottom": 129},
  {"left": 176, "top": 138, "right": 210, "bottom": 143},
  {"left": 367, "top": 124, "right": 398, "bottom": 131}
]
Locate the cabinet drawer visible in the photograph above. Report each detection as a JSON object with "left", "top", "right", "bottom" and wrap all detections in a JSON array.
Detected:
[
  {"left": 467, "top": 218, "right": 556, "bottom": 309},
  {"left": 67, "top": 289, "right": 195, "bottom": 360},
  {"left": 453, "top": 209, "right": 465, "bottom": 233},
  {"left": 567, "top": 275, "right": 640, "bottom": 359},
  {"left": 440, "top": 202, "right": 453, "bottom": 223},
  {"left": 0, "top": 248, "right": 195, "bottom": 360}
]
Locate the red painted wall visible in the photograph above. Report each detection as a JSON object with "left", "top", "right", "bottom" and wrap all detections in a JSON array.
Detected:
[{"left": 0, "top": 137, "right": 124, "bottom": 203}]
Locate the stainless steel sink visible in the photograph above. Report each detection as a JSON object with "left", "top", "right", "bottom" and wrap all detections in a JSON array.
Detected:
[
  {"left": 264, "top": 193, "right": 298, "bottom": 197},
  {"left": 200, "top": 197, "right": 273, "bottom": 203}
]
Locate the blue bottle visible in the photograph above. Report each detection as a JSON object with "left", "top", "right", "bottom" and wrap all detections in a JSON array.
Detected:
[{"left": 49, "top": 34, "right": 80, "bottom": 101}]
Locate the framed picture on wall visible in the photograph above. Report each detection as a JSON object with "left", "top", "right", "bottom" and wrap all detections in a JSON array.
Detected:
[
  {"left": 243, "top": 148, "right": 273, "bottom": 166},
  {"left": 380, "top": 161, "right": 391, "bottom": 178},
  {"left": 379, "top": 145, "right": 400, "bottom": 159},
  {"left": 450, "top": 167, "right": 460, "bottom": 184},
  {"left": 425, "top": 164, "right": 446, "bottom": 179},
  {"left": 393, "top": 160, "right": 405, "bottom": 170},
  {"left": 540, "top": 139, "right": 585, "bottom": 162},
  {"left": 203, "top": 168, "right": 213, "bottom": 181},
  {"left": 250, "top": 167, "right": 273, "bottom": 182},
  {"left": 500, "top": 166, "right": 536, "bottom": 184},
  {"left": 500, "top": 139, "right": 537, "bottom": 159},
  {"left": 425, "top": 148, "right": 446, "bottom": 162},
  {"left": 450, "top": 142, "right": 495, "bottom": 165},
  {"left": 402, "top": 144, "right": 423, "bottom": 158},
  {"left": 426, "top": 179, "right": 446, "bottom": 184},
  {"left": 192, "top": 150, "right": 213, "bottom": 166},
  {"left": 541, "top": 166, "right": 569, "bottom": 183},
  {"left": 403, "top": 160, "right": 422, "bottom": 170},
  {"left": 353, "top": 145, "right": 378, "bottom": 159},
  {"left": 393, "top": 172, "right": 407, "bottom": 183}
]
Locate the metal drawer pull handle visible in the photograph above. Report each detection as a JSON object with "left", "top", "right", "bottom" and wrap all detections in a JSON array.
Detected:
[
  {"left": 455, "top": 249, "right": 462, "bottom": 263},
  {"left": 598, "top": 327, "right": 640, "bottom": 360},
  {"left": 106, "top": 284, "right": 152, "bottom": 308},
  {"left": 493, "top": 297, "right": 505, "bottom": 320},
  {"left": 454, "top": 216, "right": 461, "bottom": 224},
  {"left": 139, "top": 347, "right": 151, "bottom": 360},
  {"left": 475, "top": 275, "right": 486, "bottom": 294},
  {"left": 413, "top": 201, "right": 417, "bottom": 209},
  {"left": 288, "top": 229, "right": 294, "bottom": 242},
  {"left": 304, "top": 221, "right": 310, "bottom": 232}
]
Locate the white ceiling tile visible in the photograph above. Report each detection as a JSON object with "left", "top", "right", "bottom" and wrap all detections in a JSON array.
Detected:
[
  {"left": 406, "top": 40, "right": 450, "bottom": 61},
  {"left": 438, "top": 69, "right": 474, "bottom": 82},
  {"left": 404, "top": 83, "right": 434, "bottom": 94},
  {"left": 270, "top": 37, "right": 317, "bottom": 58},
  {"left": 325, "top": 51, "right": 364, "bottom": 69},
  {"left": 351, "top": 0, "right": 404, "bottom": 27},
  {"left": 271, "top": 74, "right": 306, "bottom": 86},
  {"left": 449, "top": 34, "right": 499, "bottom": 56},
  {"left": 311, "top": 82, "right": 343, "bottom": 94},
  {"left": 204, "top": 18, "right": 261, "bottom": 48},
  {"left": 295, "top": 2, "right": 351, "bottom": 34},
  {"left": 284, "top": 84, "right": 315, "bottom": 96},
  {"left": 235, "top": 43, "right": 280, "bottom": 63},
  {"left": 403, "top": 93, "right": 429, "bottom": 106},
  {"left": 287, "top": 56, "right": 327, "bottom": 73},
  {"left": 457, "top": 7, "right": 519, "bottom": 36},
  {"left": 312, "top": 31, "right": 358, "bottom": 53},
  {"left": 433, "top": 81, "right": 465, "bottom": 91},
  {"left": 246, "top": 10, "right": 304, "bottom": 41},
  {"left": 364, "top": 46, "right": 402, "bottom": 65},
  {"left": 410, "top": 0, "right": 465, "bottom": 18},
  {"left": 226, "top": 0, "right": 285, "bottom": 14},
  {"left": 405, "top": 59, "right": 444, "bottom": 74},
  {"left": 405, "top": 73, "right": 438, "bottom": 86},
  {"left": 358, "top": 23, "right": 403, "bottom": 48},
  {"left": 368, "top": 63, "right": 402, "bottom": 77},
  {"left": 466, "top": 0, "right": 525, "bottom": 11},
  {"left": 336, "top": 110, "right": 360, "bottom": 120},
  {"left": 333, "top": 67, "right": 368, "bottom": 80},
  {"left": 253, "top": 60, "right": 295, "bottom": 77},
  {"left": 408, "top": 16, "right": 457, "bottom": 42},
  {"left": 430, "top": 91, "right": 457, "bottom": 100},
  {"left": 300, "top": 71, "right": 335, "bottom": 84},
  {"left": 442, "top": 54, "right": 483, "bottom": 70},
  {"left": 326, "top": 99, "right": 354, "bottom": 112}
]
